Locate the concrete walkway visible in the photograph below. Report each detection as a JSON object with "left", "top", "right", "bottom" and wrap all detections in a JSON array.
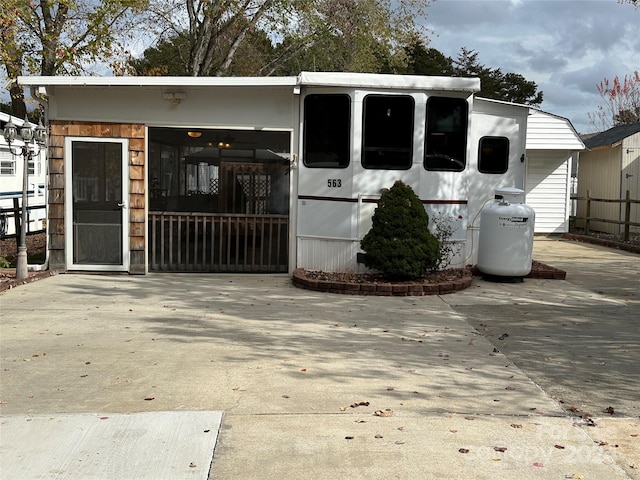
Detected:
[{"left": 0, "top": 237, "right": 638, "bottom": 479}]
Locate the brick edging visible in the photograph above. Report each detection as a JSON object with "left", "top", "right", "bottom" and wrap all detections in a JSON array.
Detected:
[
  {"left": 0, "top": 270, "right": 59, "bottom": 292},
  {"left": 562, "top": 233, "right": 640, "bottom": 254},
  {"left": 291, "top": 268, "right": 473, "bottom": 296}
]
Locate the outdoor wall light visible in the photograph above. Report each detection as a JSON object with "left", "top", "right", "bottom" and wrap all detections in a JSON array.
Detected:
[
  {"left": 188, "top": 131, "right": 202, "bottom": 138},
  {"left": 162, "top": 92, "right": 186, "bottom": 106},
  {"left": 3, "top": 116, "right": 47, "bottom": 280}
]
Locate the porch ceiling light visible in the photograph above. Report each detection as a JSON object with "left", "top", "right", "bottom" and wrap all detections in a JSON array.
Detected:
[
  {"left": 188, "top": 131, "right": 202, "bottom": 138},
  {"left": 162, "top": 92, "right": 186, "bottom": 106}
]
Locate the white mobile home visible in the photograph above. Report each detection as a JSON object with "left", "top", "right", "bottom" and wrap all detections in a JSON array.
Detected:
[
  {"left": 15, "top": 72, "right": 566, "bottom": 275},
  {"left": 0, "top": 112, "right": 47, "bottom": 238}
]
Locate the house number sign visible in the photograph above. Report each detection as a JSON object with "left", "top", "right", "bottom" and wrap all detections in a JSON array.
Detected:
[{"left": 327, "top": 179, "right": 342, "bottom": 187}]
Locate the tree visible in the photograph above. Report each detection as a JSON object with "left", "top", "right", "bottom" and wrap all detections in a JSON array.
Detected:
[
  {"left": 360, "top": 181, "right": 440, "bottom": 280},
  {"left": 403, "top": 40, "right": 453, "bottom": 76},
  {"left": 589, "top": 71, "right": 640, "bottom": 131},
  {"left": 133, "top": 0, "right": 432, "bottom": 77},
  {"left": 452, "top": 48, "right": 543, "bottom": 105},
  {"left": 401, "top": 43, "right": 544, "bottom": 106},
  {"left": 1, "top": 0, "right": 148, "bottom": 116}
]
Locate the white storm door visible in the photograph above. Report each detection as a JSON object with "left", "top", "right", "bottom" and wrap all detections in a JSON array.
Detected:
[{"left": 65, "top": 138, "right": 129, "bottom": 271}]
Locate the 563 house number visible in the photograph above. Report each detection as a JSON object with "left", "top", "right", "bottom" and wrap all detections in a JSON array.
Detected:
[{"left": 327, "top": 179, "right": 342, "bottom": 188}]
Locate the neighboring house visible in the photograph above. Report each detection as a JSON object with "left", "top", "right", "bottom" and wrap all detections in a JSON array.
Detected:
[
  {"left": 14, "top": 73, "right": 582, "bottom": 275},
  {"left": 0, "top": 112, "right": 47, "bottom": 237},
  {"left": 577, "top": 123, "right": 640, "bottom": 234}
]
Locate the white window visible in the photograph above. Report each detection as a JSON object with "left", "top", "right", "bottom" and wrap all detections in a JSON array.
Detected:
[{"left": 0, "top": 159, "right": 16, "bottom": 175}]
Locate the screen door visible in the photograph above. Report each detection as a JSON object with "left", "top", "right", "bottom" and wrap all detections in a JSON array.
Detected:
[{"left": 66, "top": 138, "right": 129, "bottom": 270}]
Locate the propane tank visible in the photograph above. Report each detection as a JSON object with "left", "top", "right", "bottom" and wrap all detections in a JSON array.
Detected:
[{"left": 477, "top": 187, "right": 535, "bottom": 280}]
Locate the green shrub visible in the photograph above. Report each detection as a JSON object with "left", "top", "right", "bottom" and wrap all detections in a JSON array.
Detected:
[{"left": 360, "top": 181, "right": 440, "bottom": 280}]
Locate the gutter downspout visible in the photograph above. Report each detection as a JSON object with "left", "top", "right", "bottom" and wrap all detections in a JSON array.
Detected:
[{"left": 27, "top": 85, "right": 49, "bottom": 272}]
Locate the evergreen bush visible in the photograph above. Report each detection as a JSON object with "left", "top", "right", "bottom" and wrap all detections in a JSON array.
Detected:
[{"left": 360, "top": 180, "right": 440, "bottom": 280}]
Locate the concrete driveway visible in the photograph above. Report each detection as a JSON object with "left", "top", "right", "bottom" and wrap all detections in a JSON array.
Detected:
[{"left": 0, "top": 237, "right": 638, "bottom": 479}]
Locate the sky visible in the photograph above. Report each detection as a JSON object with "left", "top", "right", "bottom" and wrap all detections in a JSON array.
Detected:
[{"left": 423, "top": 0, "right": 640, "bottom": 133}]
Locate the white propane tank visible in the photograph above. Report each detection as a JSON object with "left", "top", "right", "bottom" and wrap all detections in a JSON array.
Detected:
[{"left": 477, "top": 187, "right": 535, "bottom": 279}]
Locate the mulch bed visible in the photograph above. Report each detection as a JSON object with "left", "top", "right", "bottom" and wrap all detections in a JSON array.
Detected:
[{"left": 292, "top": 260, "right": 566, "bottom": 296}]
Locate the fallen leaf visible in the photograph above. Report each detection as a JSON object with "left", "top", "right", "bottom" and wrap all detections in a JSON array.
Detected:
[
  {"left": 498, "top": 333, "right": 509, "bottom": 340},
  {"left": 99, "top": 416, "right": 109, "bottom": 420},
  {"left": 350, "top": 401, "right": 370, "bottom": 408},
  {"left": 395, "top": 441, "right": 405, "bottom": 445},
  {"left": 511, "top": 424, "right": 523, "bottom": 428},
  {"left": 144, "top": 397, "right": 155, "bottom": 401},
  {"left": 374, "top": 434, "right": 383, "bottom": 439},
  {"left": 458, "top": 448, "right": 469, "bottom": 454},
  {"left": 494, "top": 446, "right": 507, "bottom": 452},
  {"left": 565, "top": 474, "right": 584, "bottom": 479},
  {"left": 374, "top": 409, "right": 394, "bottom": 417},
  {"left": 355, "top": 419, "right": 366, "bottom": 423},
  {"left": 603, "top": 406, "right": 615, "bottom": 415},
  {"left": 300, "top": 368, "right": 307, "bottom": 372},
  {"left": 554, "top": 444, "right": 565, "bottom": 449},
  {"left": 533, "top": 462, "right": 544, "bottom": 467},
  {"left": 189, "top": 463, "right": 196, "bottom": 468},
  {"left": 345, "top": 436, "right": 354, "bottom": 440},
  {"left": 505, "top": 386, "right": 516, "bottom": 391}
]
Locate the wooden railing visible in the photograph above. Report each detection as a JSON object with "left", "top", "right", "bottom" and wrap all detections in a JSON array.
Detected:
[
  {"left": 149, "top": 212, "right": 288, "bottom": 273},
  {"left": 570, "top": 189, "right": 640, "bottom": 240},
  {"left": 0, "top": 200, "right": 46, "bottom": 240}
]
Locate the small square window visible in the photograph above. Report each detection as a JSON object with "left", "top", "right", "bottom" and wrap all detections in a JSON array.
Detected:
[
  {"left": 0, "top": 160, "right": 16, "bottom": 175},
  {"left": 478, "top": 136, "right": 509, "bottom": 174},
  {"left": 424, "top": 97, "right": 468, "bottom": 171},
  {"left": 362, "top": 94, "right": 414, "bottom": 170}
]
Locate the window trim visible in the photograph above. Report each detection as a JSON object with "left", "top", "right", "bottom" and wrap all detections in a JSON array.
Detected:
[
  {"left": 361, "top": 93, "right": 415, "bottom": 170},
  {"left": 423, "top": 96, "right": 469, "bottom": 172},
  {"left": 303, "top": 93, "right": 351, "bottom": 169},
  {"left": 478, "top": 135, "right": 510, "bottom": 174}
]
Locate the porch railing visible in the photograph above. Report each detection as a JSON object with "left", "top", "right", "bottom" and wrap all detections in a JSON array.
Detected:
[{"left": 149, "top": 212, "right": 288, "bottom": 273}]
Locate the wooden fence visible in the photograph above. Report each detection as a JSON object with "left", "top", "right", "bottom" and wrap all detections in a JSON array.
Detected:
[{"left": 570, "top": 190, "right": 640, "bottom": 240}]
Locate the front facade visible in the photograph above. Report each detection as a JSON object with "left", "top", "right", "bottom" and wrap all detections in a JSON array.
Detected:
[{"left": 18, "top": 72, "right": 567, "bottom": 275}]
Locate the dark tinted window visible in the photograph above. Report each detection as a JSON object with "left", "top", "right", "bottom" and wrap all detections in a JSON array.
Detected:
[
  {"left": 424, "top": 97, "right": 468, "bottom": 171},
  {"left": 362, "top": 95, "right": 414, "bottom": 169},
  {"left": 303, "top": 94, "right": 351, "bottom": 168},
  {"left": 478, "top": 136, "right": 509, "bottom": 174}
]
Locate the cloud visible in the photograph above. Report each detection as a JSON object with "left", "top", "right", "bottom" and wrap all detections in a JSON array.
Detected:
[{"left": 423, "top": 0, "right": 639, "bottom": 132}]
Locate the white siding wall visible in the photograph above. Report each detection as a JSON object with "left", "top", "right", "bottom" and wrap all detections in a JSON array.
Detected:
[
  {"left": 524, "top": 109, "right": 584, "bottom": 234},
  {"left": 526, "top": 111, "right": 585, "bottom": 150},
  {"left": 525, "top": 151, "right": 571, "bottom": 233}
]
